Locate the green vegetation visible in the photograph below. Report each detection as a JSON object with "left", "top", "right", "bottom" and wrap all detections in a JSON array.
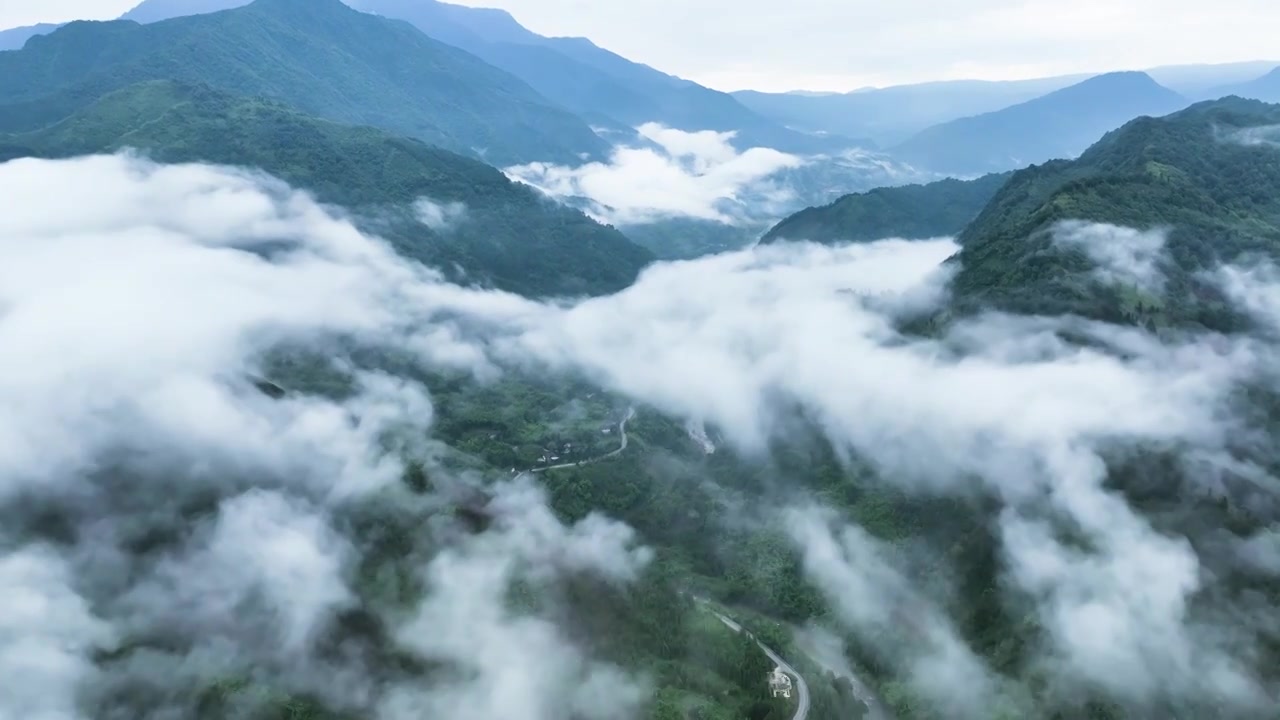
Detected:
[
  {"left": 950, "top": 96, "right": 1280, "bottom": 329},
  {"left": 0, "top": 0, "right": 607, "bottom": 165},
  {"left": 0, "top": 80, "right": 653, "bottom": 297},
  {"left": 763, "top": 172, "right": 1012, "bottom": 245},
  {"left": 624, "top": 219, "right": 766, "bottom": 260},
  {"left": 893, "top": 72, "right": 1189, "bottom": 175}
]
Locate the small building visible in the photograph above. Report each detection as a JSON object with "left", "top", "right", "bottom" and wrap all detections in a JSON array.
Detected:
[{"left": 768, "top": 666, "right": 792, "bottom": 699}]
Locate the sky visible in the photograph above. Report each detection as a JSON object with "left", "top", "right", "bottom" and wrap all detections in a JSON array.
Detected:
[{"left": 0, "top": 0, "right": 1277, "bottom": 90}]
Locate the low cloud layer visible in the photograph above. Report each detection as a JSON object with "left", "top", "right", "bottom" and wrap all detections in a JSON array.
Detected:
[
  {"left": 5, "top": 152, "right": 1280, "bottom": 716},
  {"left": 0, "top": 154, "right": 648, "bottom": 720},
  {"left": 505, "top": 122, "right": 803, "bottom": 225}
]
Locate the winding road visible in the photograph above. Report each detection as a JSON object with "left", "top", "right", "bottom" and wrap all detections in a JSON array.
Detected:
[
  {"left": 705, "top": 608, "right": 812, "bottom": 720},
  {"left": 528, "top": 406, "right": 635, "bottom": 473}
]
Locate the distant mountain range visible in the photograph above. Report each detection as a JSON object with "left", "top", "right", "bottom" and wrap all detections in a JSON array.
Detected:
[
  {"left": 0, "top": 0, "right": 857, "bottom": 155},
  {"left": 3, "top": 0, "right": 1279, "bottom": 273},
  {"left": 891, "top": 72, "right": 1190, "bottom": 176},
  {"left": 731, "top": 61, "right": 1278, "bottom": 146},
  {"left": 0, "top": 22, "right": 60, "bottom": 50},
  {"left": 734, "top": 76, "right": 1089, "bottom": 146},
  {"left": 1214, "top": 66, "right": 1280, "bottom": 103}
]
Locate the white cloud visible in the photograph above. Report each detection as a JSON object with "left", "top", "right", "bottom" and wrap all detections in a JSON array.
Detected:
[
  {"left": 415, "top": 196, "right": 469, "bottom": 232},
  {"left": 1051, "top": 220, "right": 1169, "bottom": 293},
  {"left": 0, "top": 154, "right": 648, "bottom": 720},
  {"left": 0, "top": 546, "right": 114, "bottom": 720},
  {"left": 1224, "top": 124, "right": 1280, "bottom": 149},
  {"left": 382, "top": 479, "right": 650, "bottom": 720},
  {"left": 505, "top": 122, "right": 802, "bottom": 225},
  {"left": 3, "top": 153, "right": 1278, "bottom": 714},
  {"left": 786, "top": 507, "right": 996, "bottom": 717}
]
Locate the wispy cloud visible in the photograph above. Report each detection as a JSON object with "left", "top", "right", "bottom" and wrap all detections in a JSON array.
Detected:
[
  {"left": 1051, "top": 220, "right": 1169, "bottom": 293},
  {"left": 415, "top": 196, "right": 469, "bottom": 232},
  {"left": 4, "top": 153, "right": 1279, "bottom": 716},
  {"left": 505, "top": 122, "right": 803, "bottom": 225}
]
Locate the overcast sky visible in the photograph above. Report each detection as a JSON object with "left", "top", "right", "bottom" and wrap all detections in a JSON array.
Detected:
[{"left": 1, "top": 0, "right": 1277, "bottom": 91}]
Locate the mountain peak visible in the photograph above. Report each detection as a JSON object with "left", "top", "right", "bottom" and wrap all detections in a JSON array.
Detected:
[
  {"left": 120, "top": 0, "right": 250, "bottom": 23},
  {"left": 1048, "top": 70, "right": 1181, "bottom": 101}
]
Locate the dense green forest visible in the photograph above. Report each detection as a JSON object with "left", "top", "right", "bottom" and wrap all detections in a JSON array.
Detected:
[
  {"left": 0, "top": 0, "right": 606, "bottom": 165},
  {"left": 762, "top": 171, "right": 1012, "bottom": 245},
  {"left": 0, "top": 80, "right": 653, "bottom": 297},
  {"left": 949, "top": 96, "right": 1280, "bottom": 329}
]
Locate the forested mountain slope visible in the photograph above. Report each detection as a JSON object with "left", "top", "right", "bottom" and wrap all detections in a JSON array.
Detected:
[
  {"left": 949, "top": 96, "right": 1280, "bottom": 328},
  {"left": 0, "top": 0, "right": 607, "bottom": 165},
  {"left": 762, "top": 172, "right": 1012, "bottom": 244},
  {"left": 0, "top": 80, "right": 652, "bottom": 297}
]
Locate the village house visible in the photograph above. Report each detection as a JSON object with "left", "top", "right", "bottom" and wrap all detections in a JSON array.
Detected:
[{"left": 768, "top": 666, "right": 792, "bottom": 699}]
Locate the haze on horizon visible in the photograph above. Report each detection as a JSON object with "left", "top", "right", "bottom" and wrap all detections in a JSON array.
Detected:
[{"left": 1, "top": 0, "right": 1276, "bottom": 92}]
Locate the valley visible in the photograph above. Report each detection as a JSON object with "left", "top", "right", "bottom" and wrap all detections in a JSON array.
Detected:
[{"left": 1, "top": 2, "right": 1279, "bottom": 720}]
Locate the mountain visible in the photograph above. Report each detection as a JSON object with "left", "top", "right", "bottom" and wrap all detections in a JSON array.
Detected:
[
  {"left": 1210, "top": 66, "right": 1280, "bottom": 103},
  {"left": 0, "top": 22, "right": 63, "bottom": 51},
  {"left": 948, "top": 96, "right": 1280, "bottom": 329},
  {"left": 892, "top": 72, "right": 1189, "bottom": 176},
  {"left": 119, "top": 0, "right": 250, "bottom": 22},
  {"left": 0, "top": 0, "right": 608, "bottom": 165},
  {"left": 733, "top": 75, "right": 1088, "bottom": 146},
  {"left": 1147, "top": 60, "right": 1280, "bottom": 97},
  {"left": 342, "top": 0, "right": 860, "bottom": 153},
  {"left": 0, "top": 80, "right": 653, "bottom": 297},
  {"left": 23, "top": 0, "right": 854, "bottom": 154},
  {"left": 761, "top": 172, "right": 1012, "bottom": 245}
]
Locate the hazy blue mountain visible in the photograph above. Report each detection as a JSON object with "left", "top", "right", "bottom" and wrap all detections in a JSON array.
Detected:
[
  {"left": 120, "top": 0, "right": 251, "bottom": 22},
  {"left": 0, "top": 22, "right": 64, "bottom": 51},
  {"left": 0, "top": 79, "right": 653, "bottom": 297},
  {"left": 1147, "top": 60, "right": 1280, "bottom": 97},
  {"left": 762, "top": 172, "right": 1012, "bottom": 245},
  {"left": 732, "top": 75, "right": 1088, "bottom": 145},
  {"left": 1209, "top": 66, "right": 1280, "bottom": 103},
  {"left": 892, "top": 72, "right": 1189, "bottom": 175},
  {"left": 0, "top": 0, "right": 608, "bottom": 165},
  {"left": 344, "top": 0, "right": 860, "bottom": 153},
  {"left": 730, "top": 62, "right": 1278, "bottom": 146},
  {"left": 24, "top": 0, "right": 854, "bottom": 153}
]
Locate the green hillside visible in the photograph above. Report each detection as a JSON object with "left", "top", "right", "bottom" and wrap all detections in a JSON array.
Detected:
[
  {"left": 762, "top": 172, "right": 1012, "bottom": 244},
  {"left": 0, "top": 80, "right": 653, "bottom": 297},
  {"left": 949, "top": 96, "right": 1280, "bottom": 329},
  {"left": 0, "top": 0, "right": 607, "bottom": 165}
]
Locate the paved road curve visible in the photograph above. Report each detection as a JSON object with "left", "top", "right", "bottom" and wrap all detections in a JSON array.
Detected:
[
  {"left": 792, "top": 629, "right": 892, "bottom": 720},
  {"left": 530, "top": 406, "right": 635, "bottom": 473},
  {"left": 708, "top": 609, "right": 812, "bottom": 720}
]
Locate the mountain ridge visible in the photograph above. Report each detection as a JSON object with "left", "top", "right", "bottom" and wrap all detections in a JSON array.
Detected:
[
  {"left": 761, "top": 172, "right": 1013, "bottom": 245},
  {"left": 948, "top": 96, "right": 1280, "bottom": 328},
  {"left": 0, "top": 0, "right": 609, "bottom": 165},
  {"left": 891, "top": 71, "right": 1189, "bottom": 175},
  {"left": 0, "top": 79, "right": 653, "bottom": 297},
  {"left": 1211, "top": 66, "right": 1280, "bottom": 103}
]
